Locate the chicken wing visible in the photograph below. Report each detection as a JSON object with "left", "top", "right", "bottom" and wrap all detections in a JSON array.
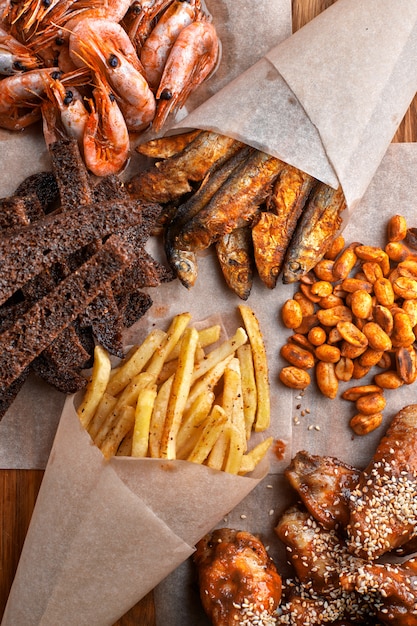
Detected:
[
  {"left": 347, "top": 404, "right": 417, "bottom": 560},
  {"left": 341, "top": 557, "right": 417, "bottom": 626},
  {"left": 285, "top": 450, "right": 361, "bottom": 530},
  {"left": 194, "top": 528, "right": 282, "bottom": 626}
]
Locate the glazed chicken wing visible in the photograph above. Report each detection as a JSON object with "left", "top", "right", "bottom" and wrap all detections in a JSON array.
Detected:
[
  {"left": 285, "top": 450, "right": 360, "bottom": 530},
  {"left": 341, "top": 557, "right": 417, "bottom": 625},
  {"left": 194, "top": 528, "right": 282, "bottom": 626},
  {"left": 347, "top": 404, "right": 417, "bottom": 560}
]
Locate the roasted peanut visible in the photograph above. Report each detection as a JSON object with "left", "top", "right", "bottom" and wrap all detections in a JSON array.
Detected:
[
  {"left": 307, "top": 326, "right": 327, "bottom": 346},
  {"left": 358, "top": 348, "right": 385, "bottom": 368},
  {"left": 377, "top": 351, "right": 393, "bottom": 369},
  {"left": 392, "top": 276, "right": 417, "bottom": 300},
  {"left": 341, "top": 384, "right": 383, "bottom": 401},
  {"left": 350, "top": 289, "right": 373, "bottom": 319},
  {"left": 340, "top": 340, "right": 368, "bottom": 359},
  {"left": 341, "top": 277, "right": 373, "bottom": 293},
  {"left": 317, "top": 305, "right": 352, "bottom": 327},
  {"left": 324, "top": 235, "right": 345, "bottom": 260},
  {"left": 385, "top": 241, "right": 411, "bottom": 263},
  {"left": 332, "top": 248, "right": 357, "bottom": 280},
  {"left": 350, "top": 412, "right": 383, "bottom": 436},
  {"left": 294, "top": 314, "right": 320, "bottom": 335},
  {"left": 352, "top": 361, "right": 372, "bottom": 379},
  {"left": 280, "top": 343, "right": 315, "bottom": 370},
  {"left": 402, "top": 299, "right": 417, "bottom": 326},
  {"left": 373, "top": 370, "right": 404, "bottom": 389},
  {"left": 289, "top": 333, "right": 316, "bottom": 353},
  {"left": 362, "top": 322, "right": 392, "bottom": 352},
  {"left": 315, "top": 343, "right": 341, "bottom": 364},
  {"left": 328, "top": 327, "right": 343, "bottom": 344},
  {"left": 315, "top": 361, "right": 338, "bottom": 399},
  {"left": 387, "top": 214, "right": 407, "bottom": 242},
  {"left": 391, "top": 311, "right": 415, "bottom": 348},
  {"left": 373, "top": 277, "right": 395, "bottom": 307},
  {"left": 293, "top": 291, "right": 315, "bottom": 316},
  {"left": 334, "top": 357, "right": 354, "bottom": 382},
  {"left": 355, "top": 392, "right": 386, "bottom": 415},
  {"left": 300, "top": 283, "right": 322, "bottom": 303},
  {"left": 279, "top": 366, "right": 310, "bottom": 389},
  {"left": 396, "top": 345, "right": 417, "bottom": 384},
  {"left": 397, "top": 259, "right": 417, "bottom": 279},
  {"left": 336, "top": 321, "right": 368, "bottom": 348},
  {"left": 354, "top": 245, "right": 386, "bottom": 263},
  {"left": 310, "top": 280, "right": 333, "bottom": 298},
  {"left": 319, "top": 294, "right": 345, "bottom": 309},
  {"left": 406, "top": 227, "right": 417, "bottom": 250},
  {"left": 281, "top": 299, "right": 303, "bottom": 329},
  {"left": 313, "top": 259, "right": 335, "bottom": 282},
  {"left": 373, "top": 305, "right": 394, "bottom": 335},
  {"left": 362, "top": 261, "right": 384, "bottom": 283}
]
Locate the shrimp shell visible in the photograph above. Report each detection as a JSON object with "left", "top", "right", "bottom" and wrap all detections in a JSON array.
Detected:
[{"left": 153, "top": 19, "right": 219, "bottom": 131}]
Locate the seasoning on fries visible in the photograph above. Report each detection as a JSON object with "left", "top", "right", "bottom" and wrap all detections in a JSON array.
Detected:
[{"left": 76, "top": 308, "right": 273, "bottom": 474}]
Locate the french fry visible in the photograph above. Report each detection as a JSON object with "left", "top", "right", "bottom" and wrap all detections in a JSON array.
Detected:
[
  {"left": 191, "top": 327, "right": 248, "bottom": 383},
  {"left": 94, "top": 372, "right": 154, "bottom": 448},
  {"left": 160, "top": 327, "right": 200, "bottom": 459},
  {"left": 185, "top": 355, "right": 234, "bottom": 412},
  {"left": 106, "top": 328, "right": 166, "bottom": 396},
  {"left": 131, "top": 385, "right": 158, "bottom": 457},
  {"left": 77, "top": 345, "right": 112, "bottom": 429},
  {"left": 187, "top": 405, "right": 228, "bottom": 465},
  {"left": 238, "top": 304, "right": 270, "bottom": 431},
  {"left": 100, "top": 405, "right": 136, "bottom": 460},
  {"left": 166, "top": 324, "right": 221, "bottom": 362},
  {"left": 86, "top": 392, "right": 117, "bottom": 440},
  {"left": 145, "top": 312, "right": 191, "bottom": 379},
  {"left": 237, "top": 343, "right": 257, "bottom": 439},
  {"left": 78, "top": 309, "right": 272, "bottom": 475},
  {"left": 176, "top": 391, "right": 215, "bottom": 459},
  {"left": 239, "top": 437, "right": 274, "bottom": 475},
  {"left": 148, "top": 375, "right": 174, "bottom": 458},
  {"left": 224, "top": 424, "right": 245, "bottom": 475}
]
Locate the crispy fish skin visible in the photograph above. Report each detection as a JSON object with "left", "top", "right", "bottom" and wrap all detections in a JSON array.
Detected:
[
  {"left": 176, "top": 151, "right": 286, "bottom": 251},
  {"left": 253, "top": 166, "right": 316, "bottom": 289},
  {"left": 164, "top": 146, "right": 253, "bottom": 288},
  {"left": 127, "top": 131, "right": 243, "bottom": 203},
  {"left": 215, "top": 226, "right": 254, "bottom": 300},
  {"left": 282, "top": 183, "right": 346, "bottom": 283}
]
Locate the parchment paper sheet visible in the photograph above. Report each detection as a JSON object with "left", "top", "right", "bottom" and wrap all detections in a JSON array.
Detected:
[
  {"left": 0, "top": 0, "right": 292, "bottom": 470},
  {"left": 1, "top": 394, "right": 267, "bottom": 626},
  {"left": 176, "top": 0, "right": 417, "bottom": 210}
]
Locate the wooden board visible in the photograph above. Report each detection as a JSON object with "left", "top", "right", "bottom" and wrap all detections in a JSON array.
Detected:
[{"left": 1, "top": 1, "right": 416, "bottom": 624}]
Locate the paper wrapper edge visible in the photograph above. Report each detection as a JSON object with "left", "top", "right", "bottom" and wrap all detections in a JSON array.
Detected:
[{"left": 2, "top": 395, "right": 268, "bottom": 626}]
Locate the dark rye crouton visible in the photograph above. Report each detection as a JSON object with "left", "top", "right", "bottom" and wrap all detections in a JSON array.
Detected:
[
  {"left": 0, "top": 234, "right": 133, "bottom": 394},
  {"left": 49, "top": 138, "right": 93, "bottom": 209},
  {"left": 0, "top": 198, "right": 149, "bottom": 306},
  {"left": 14, "top": 171, "right": 59, "bottom": 213}
]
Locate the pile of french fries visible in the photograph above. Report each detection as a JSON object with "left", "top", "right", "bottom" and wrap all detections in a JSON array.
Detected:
[{"left": 77, "top": 305, "right": 273, "bottom": 475}]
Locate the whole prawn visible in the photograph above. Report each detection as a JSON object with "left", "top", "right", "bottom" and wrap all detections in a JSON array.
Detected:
[
  {"left": 70, "top": 18, "right": 156, "bottom": 132},
  {"left": 140, "top": 0, "right": 199, "bottom": 90},
  {"left": 82, "top": 72, "right": 130, "bottom": 177},
  {"left": 41, "top": 73, "right": 89, "bottom": 146},
  {"left": 0, "top": 25, "right": 40, "bottom": 74},
  {"left": 153, "top": 18, "right": 219, "bottom": 131},
  {"left": 123, "top": 0, "right": 176, "bottom": 49},
  {"left": 0, "top": 66, "right": 60, "bottom": 129}
]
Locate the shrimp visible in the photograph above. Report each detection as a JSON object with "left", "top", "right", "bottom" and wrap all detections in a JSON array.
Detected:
[
  {"left": 2, "top": 0, "right": 68, "bottom": 42},
  {"left": 123, "top": 0, "right": 176, "bottom": 49},
  {"left": 153, "top": 19, "right": 219, "bottom": 131},
  {"left": 70, "top": 19, "right": 156, "bottom": 131},
  {"left": 82, "top": 72, "right": 130, "bottom": 177},
  {"left": 140, "top": 0, "right": 198, "bottom": 89},
  {"left": 0, "top": 66, "right": 60, "bottom": 129},
  {"left": 41, "top": 74, "right": 89, "bottom": 146},
  {"left": 0, "top": 25, "right": 40, "bottom": 74}
]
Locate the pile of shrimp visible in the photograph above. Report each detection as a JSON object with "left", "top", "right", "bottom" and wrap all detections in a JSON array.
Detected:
[{"left": 0, "top": 0, "right": 219, "bottom": 176}]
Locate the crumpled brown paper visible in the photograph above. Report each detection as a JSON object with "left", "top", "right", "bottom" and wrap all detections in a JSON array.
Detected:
[{"left": 176, "top": 0, "right": 417, "bottom": 210}]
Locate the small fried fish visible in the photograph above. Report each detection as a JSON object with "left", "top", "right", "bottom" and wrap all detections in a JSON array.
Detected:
[
  {"left": 282, "top": 183, "right": 346, "bottom": 284},
  {"left": 127, "top": 130, "right": 243, "bottom": 203},
  {"left": 176, "top": 150, "right": 286, "bottom": 251},
  {"left": 215, "top": 226, "right": 254, "bottom": 300},
  {"left": 135, "top": 130, "right": 201, "bottom": 159}
]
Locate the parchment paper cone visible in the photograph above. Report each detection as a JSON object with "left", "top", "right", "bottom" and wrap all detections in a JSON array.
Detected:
[
  {"left": 175, "top": 0, "right": 417, "bottom": 210},
  {"left": 1, "top": 395, "right": 267, "bottom": 626}
]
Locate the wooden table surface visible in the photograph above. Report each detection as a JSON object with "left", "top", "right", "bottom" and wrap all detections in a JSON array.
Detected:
[{"left": 1, "top": 1, "right": 416, "bottom": 625}]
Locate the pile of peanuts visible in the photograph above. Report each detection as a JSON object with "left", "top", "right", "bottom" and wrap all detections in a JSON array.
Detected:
[{"left": 279, "top": 214, "right": 417, "bottom": 435}]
